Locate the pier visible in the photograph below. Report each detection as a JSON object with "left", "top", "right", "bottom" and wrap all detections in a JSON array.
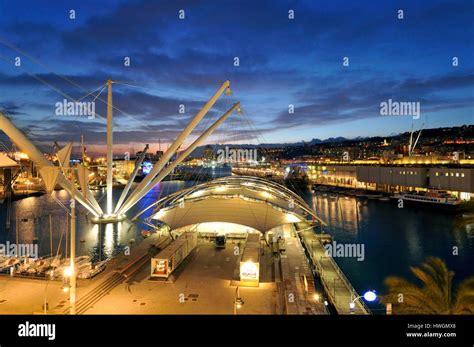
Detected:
[
  {"left": 295, "top": 222, "right": 370, "bottom": 315},
  {"left": 276, "top": 224, "right": 328, "bottom": 314}
]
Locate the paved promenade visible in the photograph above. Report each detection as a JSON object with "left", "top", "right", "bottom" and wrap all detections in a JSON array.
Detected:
[
  {"left": 274, "top": 224, "right": 327, "bottom": 314},
  {"left": 297, "top": 223, "right": 370, "bottom": 315},
  {"left": 0, "top": 226, "right": 362, "bottom": 315}
]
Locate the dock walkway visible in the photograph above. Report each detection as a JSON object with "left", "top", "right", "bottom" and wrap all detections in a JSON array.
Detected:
[
  {"left": 296, "top": 223, "right": 370, "bottom": 315},
  {"left": 274, "top": 224, "right": 327, "bottom": 314}
]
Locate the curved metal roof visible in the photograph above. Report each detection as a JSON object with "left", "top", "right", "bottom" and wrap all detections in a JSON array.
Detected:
[{"left": 142, "top": 176, "right": 325, "bottom": 232}]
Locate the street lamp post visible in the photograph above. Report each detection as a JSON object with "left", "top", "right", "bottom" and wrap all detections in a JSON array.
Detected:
[
  {"left": 233, "top": 286, "right": 244, "bottom": 315},
  {"left": 38, "top": 163, "right": 77, "bottom": 315},
  {"left": 52, "top": 165, "right": 77, "bottom": 315},
  {"left": 349, "top": 290, "right": 377, "bottom": 314},
  {"left": 69, "top": 172, "right": 76, "bottom": 315}
]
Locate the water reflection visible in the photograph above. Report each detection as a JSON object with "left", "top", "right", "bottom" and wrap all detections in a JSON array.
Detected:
[
  {"left": 403, "top": 222, "right": 422, "bottom": 262},
  {"left": 1, "top": 180, "right": 472, "bottom": 304},
  {"left": 307, "top": 191, "right": 473, "bottom": 302},
  {"left": 0, "top": 181, "right": 195, "bottom": 261},
  {"left": 313, "top": 195, "right": 360, "bottom": 234}
]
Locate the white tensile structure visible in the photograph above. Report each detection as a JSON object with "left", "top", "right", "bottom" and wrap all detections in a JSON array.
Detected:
[
  {"left": 137, "top": 175, "right": 326, "bottom": 233},
  {"left": 0, "top": 80, "right": 239, "bottom": 222}
]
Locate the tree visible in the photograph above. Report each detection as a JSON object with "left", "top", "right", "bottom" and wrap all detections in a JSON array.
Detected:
[{"left": 381, "top": 256, "right": 474, "bottom": 314}]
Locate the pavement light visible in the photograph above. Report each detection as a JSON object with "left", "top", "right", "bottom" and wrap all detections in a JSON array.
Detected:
[{"left": 363, "top": 291, "right": 377, "bottom": 302}]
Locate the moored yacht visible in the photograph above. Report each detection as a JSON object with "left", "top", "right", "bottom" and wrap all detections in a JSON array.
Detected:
[{"left": 392, "top": 190, "right": 462, "bottom": 210}]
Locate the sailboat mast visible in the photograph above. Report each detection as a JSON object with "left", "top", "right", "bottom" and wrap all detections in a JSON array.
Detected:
[{"left": 106, "top": 79, "right": 113, "bottom": 215}]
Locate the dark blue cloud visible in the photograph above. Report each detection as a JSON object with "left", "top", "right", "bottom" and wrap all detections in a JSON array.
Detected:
[{"left": 0, "top": 0, "right": 472, "bottom": 150}]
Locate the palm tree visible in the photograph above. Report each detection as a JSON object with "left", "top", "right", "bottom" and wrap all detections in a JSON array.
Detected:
[{"left": 381, "top": 256, "right": 474, "bottom": 314}]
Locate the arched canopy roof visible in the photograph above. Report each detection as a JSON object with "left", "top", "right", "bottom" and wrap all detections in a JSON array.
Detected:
[{"left": 143, "top": 176, "right": 325, "bottom": 232}]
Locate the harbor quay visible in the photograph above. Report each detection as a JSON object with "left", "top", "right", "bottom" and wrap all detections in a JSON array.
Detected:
[
  {"left": 0, "top": 223, "right": 335, "bottom": 315},
  {"left": 233, "top": 164, "right": 474, "bottom": 200}
]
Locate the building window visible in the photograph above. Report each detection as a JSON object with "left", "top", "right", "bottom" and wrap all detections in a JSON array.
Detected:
[
  {"left": 456, "top": 173, "right": 459, "bottom": 177},
  {"left": 435, "top": 172, "right": 439, "bottom": 176},
  {"left": 461, "top": 173, "right": 465, "bottom": 177},
  {"left": 445, "top": 173, "right": 449, "bottom": 177}
]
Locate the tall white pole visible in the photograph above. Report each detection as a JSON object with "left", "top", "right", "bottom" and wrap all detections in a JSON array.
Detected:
[
  {"left": 129, "top": 102, "right": 240, "bottom": 207},
  {"left": 70, "top": 171, "right": 76, "bottom": 314},
  {"left": 106, "top": 79, "right": 113, "bottom": 215},
  {"left": 49, "top": 214, "right": 53, "bottom": 256},
  {"left": 80, "top": 134, "right": 85, "bottom": 161},
  {"left": 114, "top": 144, "right": 149, "bottom": 214},
  {"left": 119, "top": 103, "right": 239, "bottom": 215},
  {"left": 118, "top": 80, "right": 231, "bottom": 215}
]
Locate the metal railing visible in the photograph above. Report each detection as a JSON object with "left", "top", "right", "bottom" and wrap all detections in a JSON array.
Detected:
[
  {"left": 299, "top": 232, "right": 371, "bottom": 314},
  {"left": 319, "top": 242, "right": 370, "bottom": 314}
]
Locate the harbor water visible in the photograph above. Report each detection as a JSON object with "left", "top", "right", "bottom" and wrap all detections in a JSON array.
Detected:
[
  {"left": 303, "top": 190, "right": 473, "bottom": 313},
  {"left": 0, "top": 175, "right": 472, "bottom": 313}
]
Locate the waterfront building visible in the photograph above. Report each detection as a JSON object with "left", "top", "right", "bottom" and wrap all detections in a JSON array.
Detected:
[
  {"left": 114, "top": 158, "right": 135, "bottom": 178},
  {"left": 234, "top": 161, "right": 474, "bottom": 200}
]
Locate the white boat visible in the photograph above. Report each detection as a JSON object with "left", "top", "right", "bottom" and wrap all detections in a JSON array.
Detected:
[
  {"left": 393, "top": 191, "right": 460, "bottom": 205},
  {"left": 26, "top": 256, "right": 59, "bottom": 274},
  {"left": 17, "top": 257, "right": 37, "bottom": 273},
  {"left": 0, "top": 257, "right": 21, "bottom": 270},
  {"left": 50, "top": 256, "right": 63, "bottom": 269},
  {"left": 392, "top": 190, "right": 461, "bottom": 207},
  {"left": 77, "top": 260, "right": 108, "bottom": 279},
  {"left": 76, "top": 262, "right": 92, "bottom": 275},
  {"left": 55, "top": 256, "right": 91, "bottom": 277}
]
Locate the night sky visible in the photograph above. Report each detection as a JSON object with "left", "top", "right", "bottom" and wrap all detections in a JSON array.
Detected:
[{"left": 0, "top": 0, "right": 473, "bottom": 155}]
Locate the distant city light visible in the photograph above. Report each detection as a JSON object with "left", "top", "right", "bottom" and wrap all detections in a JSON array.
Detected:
[{"left": 142, "top": 162, "right": 153, "bottom": 175}]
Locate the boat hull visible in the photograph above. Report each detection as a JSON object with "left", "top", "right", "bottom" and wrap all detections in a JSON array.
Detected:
[{"left": 391, "top": 196, "right": 469, "bottom": 213}]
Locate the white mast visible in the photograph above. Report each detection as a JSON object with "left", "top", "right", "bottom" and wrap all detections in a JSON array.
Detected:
[
  {"left": 117, "top": 80, "right": 232, "bottom": 215},
  {"left": 118, "top": 102, "right": 240, "bottom": 215},
  {"left": 106, "top": 79, "right": 113, "bottom": 215}
]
